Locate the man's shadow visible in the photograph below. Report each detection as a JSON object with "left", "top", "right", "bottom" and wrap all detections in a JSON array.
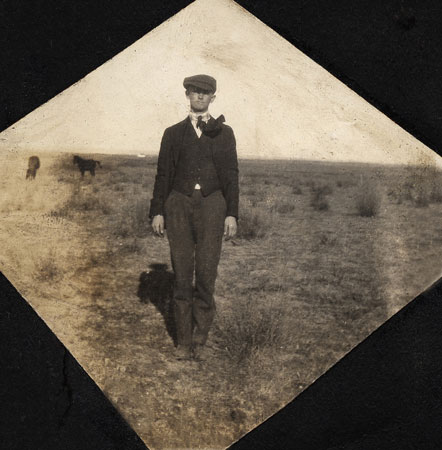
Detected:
[{"left": 137, "top": 263, "right": 176, "bottom": 345}]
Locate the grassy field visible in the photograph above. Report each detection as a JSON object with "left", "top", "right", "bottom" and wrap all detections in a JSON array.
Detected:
[{"left": 1, "top": 151, "right": 442, "bottom": 449}]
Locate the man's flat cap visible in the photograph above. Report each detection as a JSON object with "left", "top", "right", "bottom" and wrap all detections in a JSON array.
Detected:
[{"left": 183, "top": 74, "right": 217, "bottom": 93}]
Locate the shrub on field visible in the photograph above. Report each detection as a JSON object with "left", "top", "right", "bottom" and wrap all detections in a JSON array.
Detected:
[
  {"left": 34, "top": 249, "right": 61, "bottom": 281},
  {"left": 120, "top": 237, "right": 143, "bottom": 254},
  {"left": 271, "top": 200, "right": 295, "bottom": 214},
  {"left": 114, "top": 220, "right": 131, "bottom": 238},
  {"left": 386, "top": 183, "right": 407, "bottom": 204},
  {"left": 79, "top": 250, "right": 102, "bottom": 271},
  {"left": 77, "top": 197, "right": 96, "bottom": 212},
  {"left": 241, "top": 186, "right": 266, "bottom": 205},
  {"left": 430, "top": 184, "right": 442, "bottom": 203},
  {"left": 389, "top": 165, "right": 442, "bottom": 207},
  {"left": 311, "top": 197, "right": 329, "bottom": 211},
  {"left": 356, "top": 180, "right": 382, "bottom": 217},
  {"left": 336, "top": 177, "right": 357, "bottom": 188},
  {"left": 50, "top": 186, "right": 92, "bottom": 217},
  {"left": 243, "top": 186, "right": 258, "bottom": 196},
  {"left": 213, "top": 296, "right": 286, "bottom": 364},
  {"left": 236, "top": 204, "right": 268, "bottom": 240},
  {"left": 318, "top": 233, "right": 338, "bottom": 246},
  {"left": 113, "top": 184, "right": 125, "bottom": 192},
  {"left": 310, "top": 184, "right": 332, "bottom": 211},
  {"left": 48, "top": 207, "right": 66, "bottom": 218},
  {"left": 291, "top": 184, "right": 302, "bottom": 195},
  {"left": 415, "top": 167, "right": 442, "bottom": 206},
  {"left": 313, "top": 184, "right": 333, "bottom": 196},
  {"left": 303, "top": 179, "right": 316, "bottom": 189},
  {"left": 61, "top": 191, "right": 111, "bottom": 216},
  {"left": 414, "top": 190, "right": 430, "bottom": 208}
]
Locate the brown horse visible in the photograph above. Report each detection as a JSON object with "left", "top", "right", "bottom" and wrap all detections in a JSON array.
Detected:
[
  {"left": 26, "top": 156, "right": 40, "bottom": 180},
  {"left": 73, "top": 155, "right": 102, "bottom": 177}
]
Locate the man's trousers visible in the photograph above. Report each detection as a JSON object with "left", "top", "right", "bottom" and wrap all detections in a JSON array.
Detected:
[{"left": 164, "top": 189, "right": 226, "bottom": 347}]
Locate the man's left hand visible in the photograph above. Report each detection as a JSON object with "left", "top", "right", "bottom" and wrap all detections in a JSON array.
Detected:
[{"left": 224, "top": 216, "right": 237, "bottom": 239}]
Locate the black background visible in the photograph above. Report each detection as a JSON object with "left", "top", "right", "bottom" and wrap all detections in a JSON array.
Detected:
[{"left": 1, "top": 1, "right": 442, "bottom": 449}]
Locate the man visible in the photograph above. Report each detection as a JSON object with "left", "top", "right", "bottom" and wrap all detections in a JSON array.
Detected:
[{"left": 150, "top": 74, "right": 239, "bottom": 361}]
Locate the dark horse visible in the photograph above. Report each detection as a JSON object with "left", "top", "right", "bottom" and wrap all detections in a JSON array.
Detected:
[
  {"left": 73, "top": 155, "right": 102, "bottom": 177},
  {"left": 26, "top": 156, "right": 40, "bottom": 180}
]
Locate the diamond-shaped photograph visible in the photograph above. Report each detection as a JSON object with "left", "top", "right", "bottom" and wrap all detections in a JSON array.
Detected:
[{"left": 1, "top": 0, "right": 441, "bottom": 448}]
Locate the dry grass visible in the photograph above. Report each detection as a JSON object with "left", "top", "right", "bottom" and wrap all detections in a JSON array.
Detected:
[
  {"left": 213, "top": 294, "right": 289, "bottom": 364},
  {"left": 2, "top": 153, "right": 442, "bottom": 449}
]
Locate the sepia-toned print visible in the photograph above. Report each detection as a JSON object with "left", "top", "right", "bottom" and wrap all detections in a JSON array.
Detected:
[{"left": 1, "top": 0, "right": 442, "bottom": 448}]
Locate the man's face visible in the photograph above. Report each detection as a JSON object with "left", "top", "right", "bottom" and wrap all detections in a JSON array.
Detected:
[{"left": 186, "top": 86, "right": 216, "bottom": 113}]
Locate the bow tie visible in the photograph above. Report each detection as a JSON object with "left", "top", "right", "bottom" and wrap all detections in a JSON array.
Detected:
[
  {"left": 197, "top": 115, "right": 207, "bottom": 130},
  {"left": 196, "top": 114, "right": 225, "bottom": 137}
]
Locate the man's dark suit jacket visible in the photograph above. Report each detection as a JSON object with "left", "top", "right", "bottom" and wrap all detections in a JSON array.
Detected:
[{"left": 149, "top": 116, "right": 239, "bottom": 220}]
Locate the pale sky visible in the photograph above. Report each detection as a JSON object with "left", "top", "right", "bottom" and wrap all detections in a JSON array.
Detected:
[{"left": 0, "top": 0, "right": 440, "bottom": 168}]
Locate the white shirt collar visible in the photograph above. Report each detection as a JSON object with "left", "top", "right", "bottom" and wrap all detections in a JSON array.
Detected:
[{"left": 189, "top": 110, "right": 211, "bottom": 123}]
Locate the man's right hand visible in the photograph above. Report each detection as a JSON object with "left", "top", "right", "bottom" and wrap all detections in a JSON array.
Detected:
[{"left": 152, "top": 215, "right": 165, "bottom": 237}]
